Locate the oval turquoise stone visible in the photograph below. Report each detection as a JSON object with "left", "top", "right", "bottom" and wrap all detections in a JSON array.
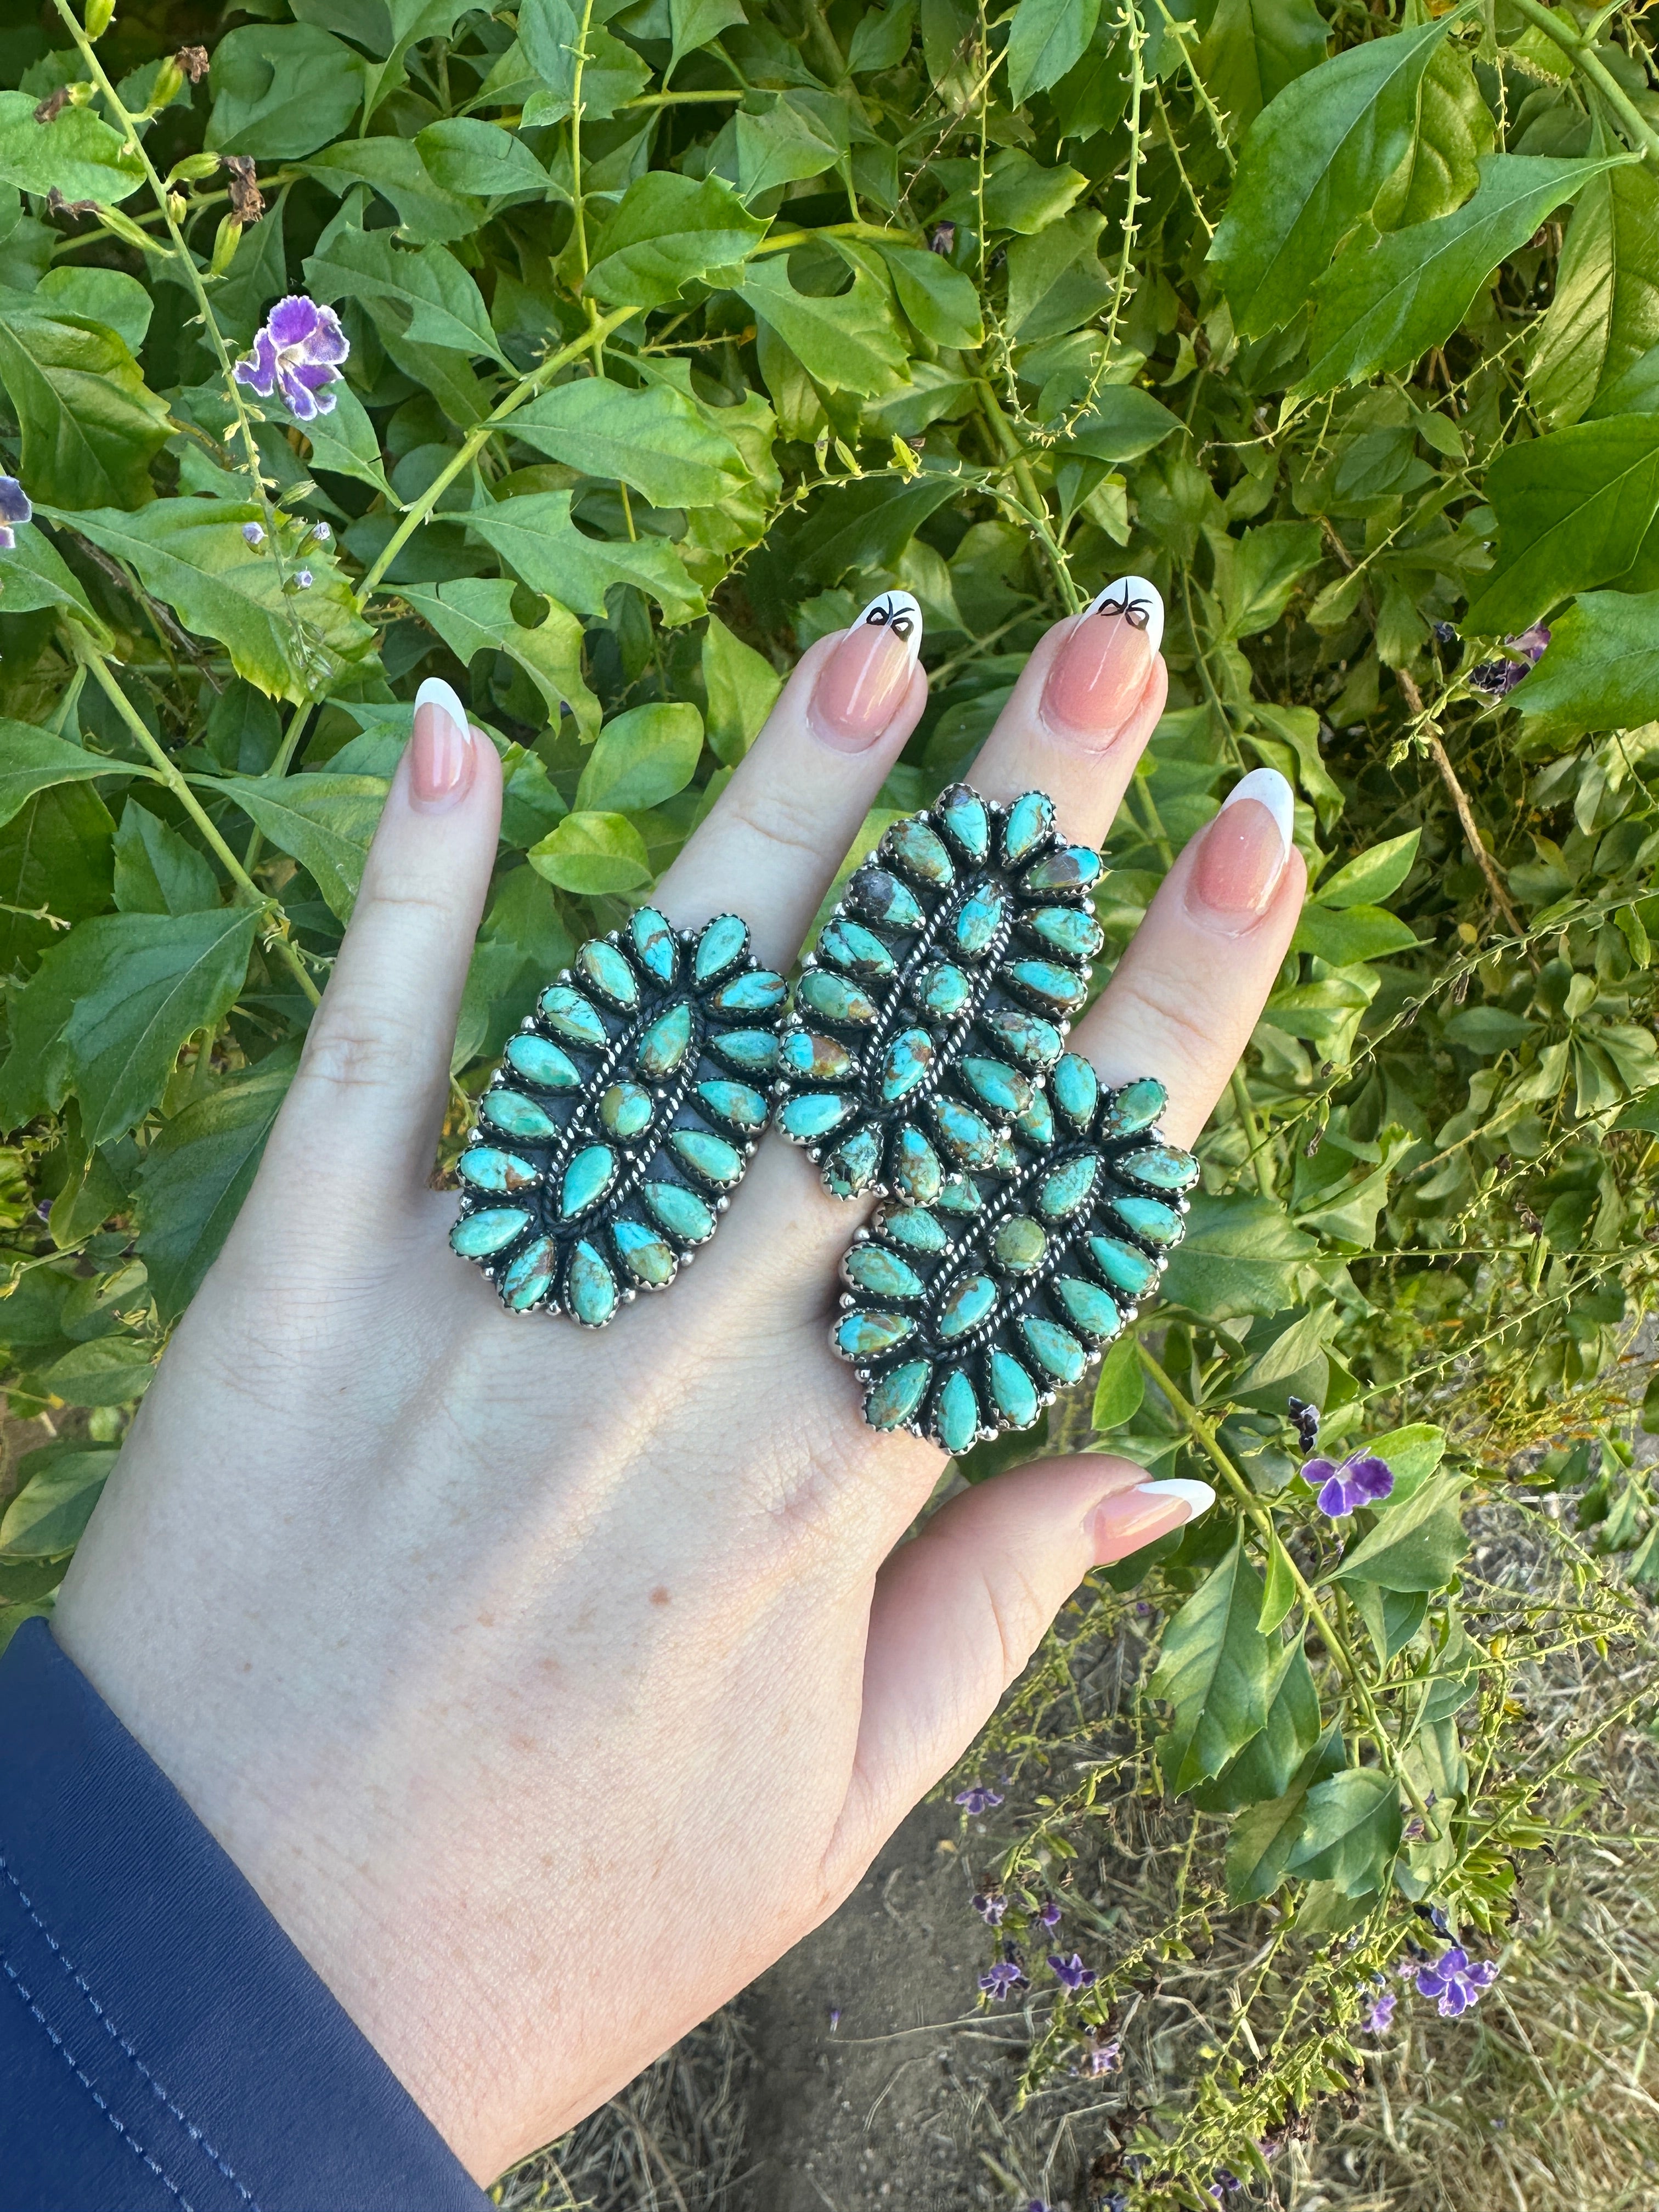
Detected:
[
  {"left": 1054, "top": 1275, "right": 1121, "bottom": 1342},
  {"left": 710, "top": 1028, "right": 779, "bottom": 1074},
  {"left": 459, "top": 1146, "right": 537, "bottom": 1194},
  {"left": 932, "top": 1097, "right": 999, "bottom": 1168},
  {"left": 1039, "top": 1153, "right": 1100, "bottom": 1220},
  {"left": 834, "top": 1309, "right": 916, "bottom": 1359},
  {"left": 825, "top": 1124, "right": 882, "bottom": 1198},
  {"left": 989, "top": 1349, "right": 1040, "bottom": 1429},
  {"left": 637, "top": 1000, "right": 693, "bottom": 1076},
  {"left": 953, "top": 888, "right": 1006, "bottom": 958},
  {"left": 937, "top": 1271, "right": 997, "bottom": 1340},
  {"left": 783, "top": 1029, "right": 853, "bottom": 1080},
  {"left": 961, "top": 1057, "right": 1031, "bottom": 1116},
  {"left": 1102, "top": 1076, "right": 1168, "bottom": 1137},
  {"left": 1016, "top": 1090, "right": 1054, "bottom": 1147},
  {"left": 881, "top": 1027, "right": 935, "bottom": 1104},
  {"left": 578, "top": 939, "right": 638, "bottom": 1007},
  {"left": 993, "top": 1214, "right": 1047, "bottom": 1273},
  {"left": 1120, "top": 1143, "right": 1199, "bottom": 1192},
  {"left": 936, "top": 786, "right": 989, "bottom": 861},
  {"left": 483, "top": 1090, "right": 560, "bottom": 1141},
  {"left": 1021, "top": 1316, "right": 1085, "bottom": 1383},
  {"left": 935, "top": 1367, "right": 980, "bottom": 1454},
  {"left": 894, "top": 1124, "right": 943, "bottom": 1205},
  {"left": 917, "top": 964, "right": 972, "bottom": 1020},
  {"left": 450, "top": 1206, "right": 530, "bottom": 1257},
  {"left": 560, "top": 1144, "right": 617, "bottom": 1216},
  {"left": 600, "top": 1081, "right": 654, "bottom": 1138},
  {"left": 865, "top": 1359, "right": 930, "bottom": 1430},
  {"left": 713, "top": 969, "right": 786, "bottom": 1016},
  {"left": 819, "top": 921, "right": 895, "bottom": 978},
  {"left": 567, "top": 1239, "right": 618, "bottom": 1325},
  {"left": 850, "top": 867, "right": 925, "bottom": 932},
  {"left": 799, "top": 970, "right": 878, "bottom": 1026},
  {"left": 884, "top": 1206, "right": 947, "bottom": 1254},
  {"left": 670, "top": 1129, "right": 744, "bottom": 1186},
  {"left": 1026, "top": 904, "right": 1104, "bottom": 960},
  {"left": 539, "top": 984, "right": 608, "bottom": 1047},
  {"left": 630, "top": 906, "right": 678, "bottom": 984},
  {"left": 697, "top": 1079, "right": 768, "bottom": 1128},
  {"left": 1003, "top": 789, "right": 1055, "bottom": 864},
  {"left": 613, "top": 1216, "right": 676, "bottom": 1285},
  {"left": 936, "top": 1172, "right": 982, "bottom": 1216},
  {"left": 505, "top": 1034, "right": 582, "bottom": 1090},
  {"left": 883, "top": 817, "right": 955, "bottom": 887},
  {"left": 1108, "top": 1193, "right": 1184, "bottom": 1245},
  {"left": 979, "top": 1007, "right": 1064, "bottom": 1069},
  {"left": 780, "top": 1092, "right": 854, "bottom": 1139},
  {"left": 1011, "top": 958, "right": 1087, "bottom": 1014},
  {"left": 1051, "top": 1052, "right": 1099, "bottom": 1127},
  {"left": 844, "top": 1244, "right": 924, "bottom": 1300},
  {"left": 1088, "top": 1234, "right": 1159, "bottom": 1295},
  {"left": 501, "top": 1234, "right": 556, "bottom": 1310},
  {"left": 695, "top": 912, "right": 749, "bottom": 983},
  {"left": 1023, "top": 845, "right": 1102, "bottom": 894},
  {"left": 643, "top": 1180, "right": 716, "bottom": 1242}
]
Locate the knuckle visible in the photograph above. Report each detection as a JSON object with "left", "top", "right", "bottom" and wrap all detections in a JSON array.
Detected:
[
  {"left": 296, "top": 1001, "right": 424, "bottom": 1099},
  {"left": 978, "top": 1558, "right": 1050, "bottom": 1688},
  {"left": 1102, "top": 968, "right": 1223, "bottom": 1086},
  {"left": 721, "top": 785, "right": 826, "bottom": 870}
]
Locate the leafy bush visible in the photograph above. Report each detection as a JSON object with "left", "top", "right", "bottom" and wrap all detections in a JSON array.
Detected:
[{"left": 2, "top": 0, "right": 1659, "bottom": 2193}]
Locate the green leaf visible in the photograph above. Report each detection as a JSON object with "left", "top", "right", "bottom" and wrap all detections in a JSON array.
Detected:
[
  {"left": 1462, "top": 414, "right": 1659, "bottom": 634},
  {"left": 464, "top": 490, "right": 704, "bottom": 624},
  {"left": 1005, "top": 211, "right": 1112, "bottom": 344},
  {"left": 1215, "top": 518, "right": 1323, "bottom": 637},
  {"left": 1260, "top": 1530, "right": 1297, "bottom": 1633},
  {"left": 879, "top": 242, "right": 985, "bottom": 349},
  {"left": 1360, "top": 1422, "right": 1446, "bottom": 1505},
  {"left": 1304, "top": 153, "right": 1626, "bottom": 395},
  {"left": 669, "top": 0, "right": 748, "bottom": 69},
  {"left": 1372, "top": 44, "right": 1494, "bottom": 231},
  {"left": 306, "top": 137, "right": 484, "bottom": 248},
  {"left": 0, "top": 91, "right": 144, "bottom": 204},
  {"left": 0, "top": 783, "right": 115, "bottom": 977},
  {"left": 196, "top": 774, "right": 385, "bottom": 921},
  {"left": 414, "top": 117, "right": 552, "bottom": 204},
  {"left": 733, "top": 92, "right": 849, "bottom": 201},
  {"left": 510, "top": 379, "right": 744, "bottom": 507},
  {"left": 849, "top": 0, "right": 918, "bottom": 72},
  {"left": 35, "top": 267, "right": 153, "bottom": 357},
  {"left": 1331, "top": 1468, "right": 1470, "bottom": 1594},
  {"left": 0, "top": 1441, "right": 119, "bottom": 1557},
  {"left": 1160, "top": 1191, "right": 1317, "bottom": 1319},
  {"left": 574, "top": 702, "right": 704, "bottom": 812},
  {"left": 0, "top": 299, "right": 173, "bottom": 511},
  {"left": 1290, "top": 901, "right": 1420, "bottom": 966},
  {"left": 1530, "top": 152, "right": 1659, "bottom": 427},
  {"left": 135, "top": 1046, "right": 298, "bottom": 1320},
  {"left": 527, "top": 809, "right": 653, "bottom": 895},
  {"left": 1197, "top": 0, "right": 1328, "bottom": 139},
  {"left": 301, "top": 382, "right": 397, "bottom": 501},
  {"left": 1150, "top": 1532, "right": 1276, "bottom": 1792},
  {"left": 1210, "top": 13, "right": 1459, "bottom": 339},
  {"left": 1194, "top": 1637, "right": 1320, "bottom": 1809},
  {"left": 1091, "top": 1331, "right": 1144, "bottom": 1429},
  {"left": 43, "top": 1334, "right": 156, "bottom": 1408},
  {"left": 206, "top": 24, "right": 365, "bottom": 161},
  {"left": 1068, "top": 384, "right": 1183, "bottom": 463},
  {"left": 1005, "top": 0, "right": 1102, "bottom": 106},
  {"left": 1284, "top": 1766, "right": 1402, "bottom": 1894},
  {"left": 520, "top": 0, "right": 650, "bottom": 123},
  {"left": 112, "top": 802, "right": 219, "bottom": 917},
  {"left": 399, "top": 578, "right": 599, "bottom": 735},
  {"left": 1348, "top": 1581, "right": 1429, "bottom": 1665},
  {"left": 738, "top": 253, "right": 910, "bottom": 395},
  {"left": 778, "top": 471, "right": 966, "bottom": 594},
  {"left": 980, "top": 148, "right": 1087, "bottom": 234},
  {"left": 1240, "top": 1306, "right": 1329, "bottom": 1391},
  {"left": 702, "top": 615, "right": 782, "bottom": 767},
  {"left": 1442, "top": 1003, "right": 1536, "bottom": 1052},
  {"left": 0, "top": 721, "right": 121, "bottom": 834},
  {"left": 585, "top": 173, "right": 769, "bottom": 308},
  {"left": 0, "top": 522, "right": 103, "bottom": 624},
  {"left": 1512, "top": 588, "right": 1659, "bottom": 738},
  {"left": 303, "top": 228, "right": 509, "bottom": 365},
  {"left": 1314, "top": 827, "right": 1419, "bottom": 907}
]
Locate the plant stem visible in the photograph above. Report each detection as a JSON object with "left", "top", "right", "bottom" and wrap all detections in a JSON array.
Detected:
[
  {"left": 1508, "top": 0, "right": 1659, "bottom": 173},
  {"left": 242, "top": 701, "right": 314, "bottom": 876},
  {"left": 1230, "top": 1065, "right": 1277, "bottom": 1197},
  {"left": 974, "top": 379, "right": 1078, "bottom": 611},
  {"left": 753, "top": 219, "right": 917, "bottom": 255}
]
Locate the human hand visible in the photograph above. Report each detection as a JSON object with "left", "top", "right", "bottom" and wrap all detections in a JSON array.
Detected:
[{"left": 53, "top": 586, "right": 1305, "bottom": 2183}]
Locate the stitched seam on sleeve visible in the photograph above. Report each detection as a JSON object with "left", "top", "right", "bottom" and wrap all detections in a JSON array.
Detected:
[{"left": 0, "top": 1852, "right": 262, "bottom": 2211}]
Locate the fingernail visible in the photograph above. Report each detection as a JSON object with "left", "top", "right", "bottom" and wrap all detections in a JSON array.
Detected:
[
  {"left": 809, "top": 591, "right": 922, "bottom": 751},
  {"left": 1189, "top": 768, "right": 1294, "bottom": 933},
  {"left": 1090, "top": 1476, "right": 1216, "bottom": 1557},
  {"left": 410, "top": 676, "right": 475, "bottom": 810},
  {"left": 1042, "top": 576, "right": 1164, "bottom": 739}
]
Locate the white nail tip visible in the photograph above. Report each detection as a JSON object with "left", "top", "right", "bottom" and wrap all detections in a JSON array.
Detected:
[
  {"left": 1085, "top": 574, "right": 1164, "bottom": 658},
  {"left": 414, "top": 675, "right": 469, "bottom": 738},
  {"left": 1220, "top": 767, "right": 1294, "bottom": 859},
  {"left": 854, "top": 589, "right": 923, "bottom": 663},
  {"left": 1135, "top": 1477, "right": 1216, "bottom": 1522}
]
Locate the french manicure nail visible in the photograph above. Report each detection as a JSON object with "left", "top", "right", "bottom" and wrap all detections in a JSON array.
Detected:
[
  {"left": 1088, "top": 1475, "right": 1215, "bottom": 1558},
  {"left": 809, "top": 591, "right": 922, "bottom": 751},
  {"left": 1189, "top": 766, "right": 1294, "bottom": 932},
  {"left": 410, "top": 676, "right": 475, "bottom": 810},
  {"left": 1042, "top": 575, "right": 1165, "bottom": 739}
]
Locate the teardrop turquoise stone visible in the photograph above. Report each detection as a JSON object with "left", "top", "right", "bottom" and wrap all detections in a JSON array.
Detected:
[
  {"left": 459, "top": 1146, "right": 537, "bottom": 1194},
  {"left": 697, "top": 1079, "right": 768, "bottom": 1128},
  {"left": 1003, "top": 789, "right": 1055, "bottom": 864},
  {"left": 505, "top": 1035, "right": 581, "bottom": 1090},
  {"left": 825, "top": 1124, "right": 882, "bottom": 1198},
  {"left": 630, "top": 906, "right": 678, "bottom": 984},
  {"left": 937, "top": 1271, "right": 997, "bottom": 1340},
  {"left": 670, "top": 1129, "right": 744, "bottom": 1186},
  {"left": 936, "top": 786, "right": 989, "bottom": 860},
  {"left": 936, "top": 1173, "right": 981, "bottom": 1215},
  {"left": 992, "top": 1214, "right": 1046, "bottom": 1273},
  {"left": 884, "top": 817, "right": 954, "bottom": 887},
  {"left": 780, "top": 1092, "right": 854, "bottom": 1139},
  {"left": 599, "top": 1081, "right": 654, "bottom": 1138},
  {"left": 881, "top": 1027, "right": 935, "bottom": 1104},
  {"left": 539, "top": 984, "right": 607, "bottom": 1047},
  {"left": 953, "top": 888, "right": 1005, "bottom": 959},
  {"left": 799, "top": 970, "right": 878, "bottom": 1026},
  {"left": 960, "top": 1057, "right": 1031, "bottom": 1116},
  {"left": 560, "top": 1144, "right": 617, "bottom": 1216},
  {"left": 917, "top": 964, "right": 972, "bottom": 1020},
  {"left": 989, "top": 1350, "right": 1040, "bottom": 1429},
  {"left": 1027, "top": 905, "right": 1104, "bottom": 960},
  {"left": 894, "top": 1124, "right": 943, "bottom": 1204},
  {"left": 710, "top": 1028, "right": 778, "bottom": 1073},
  {"left": 613, "top": 1217, "right": 676, "bottom": 1285},
  {"left": 1038, "top": 1154, "right": 1100, "bottom": 1220},
  {"left": 695, "top": 913, "right": 749, "bottom": 983},
  {"left": 578, "top": 939, "right": 638, "bottom": 1007},
  {"left": 637, "top": 1000, "right": 693, "bottom": 1076},
  {"left": 936, "top": 1368, "right": 980, "bottom": 1454},
  {"left": 1088, "top": 1234, "right": 1158, "bottom": 1295},
  {"left": 1119, "top": 1143, "right": 1199, "bottom": 1192},
  {"left": 932, "top": 1097, "right": 999, "bottom": 1168},
  {"left": 450, "top": 1206, "right": 530, "bottom": 1257},
  {"left": 1010, "top": 958, "right": 1087, "bottom": 1014},
  {"left": 1102, "top": 1076, "right": 1167, "bottom": 1137},
  {"left": 1016, "top": 1090, "right": 1054, "bottom": 1146},
  {"left": 643, "top": 1180, "right": 716, "bottom": 1242},
  {"left": 1023, "top": 845, "right": 1102, "bottom": 893},
  {"left": 851, "top": 867, "right": 925, "bottom": 932},
  {"left": 1051, "top": 1052, "right": 1099, "bottom": 1127},
  {"left": 834, "top": 1309, "right": 916, "bottom": 1359},
  {"left": 501, "top": 1235, "right": 556, "bottom": 1311},
  {"left": 483, "top": 1090, "right": 559, "bottom": 1141},
  {"left": 844, "top": 1244, "right": 925, "bottom": 1300},
  {"left": 567, "top": 1239, "right": 618, "bottom": 1325},
  {"left": 783, "top": 1029, "right": 854, "bottom": 1081},
  {"left": 819, "top": 920, "right": 895, "bottom": 978},
  {"left": 1108, "top": 1194, "right": 1184, "bottom": 1245},
  {"left": 884, "top": 1207, "right": 947, "bottom": 1254},
  {"left": 713, "top": 969, "right": 786, "bottom": 1016},
  {"left": 1054, "top": 1275, "right": 1121, "bottom": 1342},
  {"left": 1021, "top": 1316, "right": 1085, "bottom": 1382},
  {"left": 979, "top": 1007, "right": 1063, "bottom": 1069},
  {"left": 865, "top": 1359, "right": 930, "bottom": 1430}
]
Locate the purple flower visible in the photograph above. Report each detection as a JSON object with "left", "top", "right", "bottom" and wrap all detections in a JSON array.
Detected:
[
  {"left": 312, "top": 520, "right": 331, "bottom": 543},
  {"left": 233, "top": 295, "right": 349, "bottom": 423},
  {"left": 1288, "top": 1393, "right": 1321, "bottom": 1453},
  {"left": 955, "top": 1782, "right": 1002, "bottom": 1815},
  {"left": 1303, "top": 1449, "right": 1393, "bottom": 1519},
  {"left": 1083, "top": 2030, "right": 1122, "bottom": 2076},
  {"left": 0, "top": 475, "right": 31, "bottom": 554},
  {"left": 1467, "top": 630, "right": 1548, "bottom": 700},
  {"left": 1207, "top": 2174, "right": 1244, "bottom": 2202},
  {"left": 1508, "top": 624, "right": 1550, "bottom": 663},
  {"left": 1039, "top": 1898, "right": 1062, "bottom": 1928},
  {"left": 972, "top": 1889, "right": 1006, "bottom": 1926},
  {"left": 979, "top": 1958, "right": 1028, "bottom": 2002},
  {"left": 1048, "top": 1951, "right": 1097, "bottom": 1992},
  {"left": 1415, "top": 1946, "right": 1499, "bottom": 2018},
  {"left": 242, "top": 520, "right": 265, "bottom": 546},
  {"left": 1361, "top": 1991, "right": 1396, "bottom": 2034},
  {"left": 827, "top": 2006, "right": 840, "bottom": 2030},
  {"left": 294, "top": 569, "right": 313, "bottom": 590}
]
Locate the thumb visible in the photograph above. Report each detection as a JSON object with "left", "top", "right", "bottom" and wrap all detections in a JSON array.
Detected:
[{"left": 824, "top": 1457, "right": 1215, "bottom": 1889}]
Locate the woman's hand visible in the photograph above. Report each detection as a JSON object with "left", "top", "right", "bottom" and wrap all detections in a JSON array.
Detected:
[{"left": 52, "top": 589, "right": 1305, "bottom": 2183}]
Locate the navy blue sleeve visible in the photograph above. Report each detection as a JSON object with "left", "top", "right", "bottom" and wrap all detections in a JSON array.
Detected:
[{"left": 0, "top": 1618, "right": 491, "bottom": 2212}]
